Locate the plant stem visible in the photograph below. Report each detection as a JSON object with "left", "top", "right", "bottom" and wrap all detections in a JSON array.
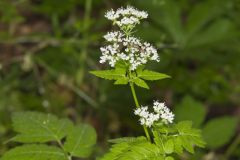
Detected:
[
  {"left": 130, "top": 82, "right": 151, "bottom": 141},
  {"left": 57, "top": 140, "right": 72, "bottom": 160},
  {"left": 223, "top": 134, "right": 240, "bottom": 159}
]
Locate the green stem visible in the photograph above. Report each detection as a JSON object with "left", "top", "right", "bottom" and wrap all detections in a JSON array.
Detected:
[
  {"left": 223, "top": 134, "right": 240, "bottom": 159},
  {"left": 130, "top": 82, "right": 151, "bottom": 141},
  {"left": 57, "top": 140, "right": 72, "bottom": 160}
]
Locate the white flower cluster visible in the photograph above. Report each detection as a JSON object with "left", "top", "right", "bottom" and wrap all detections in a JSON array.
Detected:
[
  {"left": 100, "top": 31, "right": 159, "bottom": 70},
  {"left": 105, "top": 6, "right": 148, "bottom": 27},
  {"left": 134, "top": 106, "right": 159, "bottom": 127},
  {"left": 134, "top": 101, "right": 174, "bottom": 127},
  {"left": 100, "top": 6, "right": 159, "bottom": 70},
  {"left": 153, "top": 101, "right": 174, "bottom": 124}
]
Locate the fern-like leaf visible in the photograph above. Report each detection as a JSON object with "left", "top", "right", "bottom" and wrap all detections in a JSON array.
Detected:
[{"left": 101, "top": 137, "right": 167, "bottom": 160}]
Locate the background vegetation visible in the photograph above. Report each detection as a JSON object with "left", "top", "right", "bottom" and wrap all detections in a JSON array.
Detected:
[{"left": 0, "top": 0, "right": 240, "bottom": 159}]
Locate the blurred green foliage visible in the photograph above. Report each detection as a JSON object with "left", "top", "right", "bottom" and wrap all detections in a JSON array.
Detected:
[
  {"left": 202, "top": 116, "right": 238, "bottom": 149},
  {"left": 0, "top": 0, "right": 240, "bottom": 159}
]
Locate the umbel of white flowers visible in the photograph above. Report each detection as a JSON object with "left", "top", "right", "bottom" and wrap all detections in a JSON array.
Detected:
[
  {"left": 134, "top": 101, "right": 175, "bottom": 127},
  {"left": 105, "top": 6, "right": 148, "bottom": 27},
  {"left": 100, "top": 6, "right": 160, "bottom": 71}
]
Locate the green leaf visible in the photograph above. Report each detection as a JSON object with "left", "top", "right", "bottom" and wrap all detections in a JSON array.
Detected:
[
  {"left": 174, "top": 96, "right": 206, "bottom": 127},
  {"left": 11, "top": 112, "right": 73, "bottom": 143},
  {"left": 133, "top": 77, "right": 149, "bottom": 89},
  {"left": 181, "top": 136, "right": 194, "bottom": 153},
  {"left": 115, "top": 60, "right": 127, "bottom": 69},
  {"left": 174, "top": 121, "right": 205, "bottom": 154},
  {"left": 101, "top": 137, "right": 164, "bottom": 160},
  {"left": 137, "top": 70, "right": 170, "bottom": 81},
  {"left": 166, "top": 157, "right": 174, "bottom": 160},
  {"left": 202, "top": 117, "right": 238, "bottom": 149},
  {"left": 90, "top": 69, "right": 126, "bottom": 80},
  {"left": 101, "top": 137, "right": 146, "bottom": 160},
  {"left": 2, "top": 144, "right": 66, "bottom": 160},
  {"left": 164, "top": 139, "right": 174, "bottom": 154},
  {"left": 173, "top": 137, "right": 183, "bottom": 154},
  {"left": 114, "top": 77, "right": 129, "bottom": 85},
  {"left": 152, "top": 131, "right": 164, "bottom": 152},
  {"left": 64, "top": 124, "right": 97, "bottom": 158},
  {"left": 118, "top": 142, "right": 164, "bottom": 160},
  {"left": 153, "top": 122, "right": 205, "bottom": 155}
]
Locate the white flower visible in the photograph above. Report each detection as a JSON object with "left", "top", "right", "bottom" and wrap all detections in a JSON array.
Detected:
[
  {"left": 116, "top": 6, "right": 148, "bottom": 19},
  {"left": 134, "top": 100, "right": 174, "bottom": 127},
  {"left": 105, "top": 9, "right": 119, "bottom": 20},
  {"left": 100, "top": 33, "right": 159, "bottom": 70},
  {"left": 134, "top": 106, "right": 149, "bottom": 119},
  {"left": 134, "top": 106, "right": 157, "bottom": 127},
  {"left": 153, "top": 100, "right": 175, "bottom": 124},
  {"left": 153, "top": 101, "right": 165, "bottom": 113},
  {"left": 103, "top": 31, "right": 124, "bottom": 42},
  {"left": 105, "top": 6, "right": 148, "bottom": 28},
  {"left": 139, "top": 118, "right": 146, "bottom": 126}
]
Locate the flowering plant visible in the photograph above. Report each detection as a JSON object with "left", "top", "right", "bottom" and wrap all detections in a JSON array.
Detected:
[{"left": 91, "top": 6, "right": 205, "bottom": 160}]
